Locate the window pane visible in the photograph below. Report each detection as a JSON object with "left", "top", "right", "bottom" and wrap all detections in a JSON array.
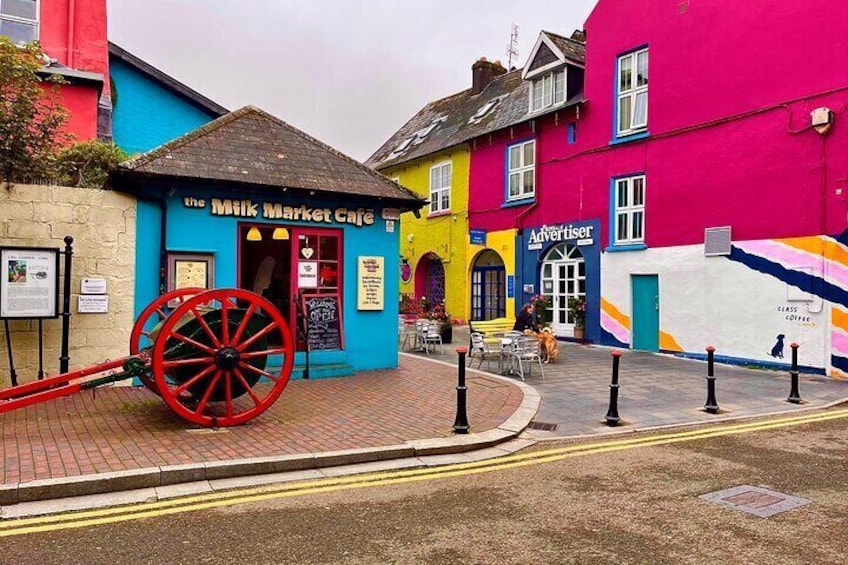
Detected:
[
  {"left": 522, "top": 169, "right": 535, "bottom": 194},
  {"left": 509, "top": 145, "right": 521, "bottom": 169},
  {"left": 319, "top": 262, "right": 338, "bottom": 288},
  {"left": 319, "top": 236, "right": 338, "bottom": 259},
  {"left": 0, "top": 18, "right": 35, "bottom": 42},
  {"left": 618, "top": 96, "right": 632, "bottom": 132},
  {"left": 509, "top": 173, "right": 519, "bottom": 197},
  {"left": 430, "top": 200, "right": 438, "bottom": 213},
  {"left": 543, "top": 73, "right": 552, "bottom": 107},
  {"left": 617, "top": 213, "right": 628, "bottom": 241},
  {"left": 637, "top": 51, "right": 649, "bottom": 87},
  {"left": 619, "top": 55, "right": 632, "bottom": 92},
  {"left": 532, "top": 80, "right": 543, "bottom": 111},
  {"left": 554, "top": 70, "right": 565, "bottom": 103},
  {"left": 430, "top": 167, "right": 439, "bottom": 188},
  {"left": 442, "top": 164, "right": 451, "bottom": 187},
  {"left": 633, "top": 177, "right": 644, "bottom": 205},
  {"left": 3, "top": 0, "right": 36, "bottom": 19},
  {"left": 441, "top": 190, "right": 450, "bottom": 209},
  {"left": 578, "top": 262, "right": 586, "bottom": 276},
  {"left": 523, "top": 141, "right": 534, "bottom": 166},
  {"left": 634, "top": 92, "right": 647, "bottom": 127},
  {"left": 543, "top": 264, "right": 552, "bottom": 277},
  {"left": 632, "top": 211, "right": 644, "bottom": 240},
  {"left": 617, "top": 180, "right": 629, "bottom": 207}
]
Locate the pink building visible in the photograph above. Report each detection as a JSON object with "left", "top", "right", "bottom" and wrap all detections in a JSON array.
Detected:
[{"left": 469, "top": 1, "right": 848, "bottom": 374}]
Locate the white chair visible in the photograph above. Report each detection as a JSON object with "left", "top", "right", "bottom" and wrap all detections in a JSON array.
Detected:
[
  {"left": 420, "top": 322, "right": 444, "bottom": 354},
  {"left": 468, "top": 332, "right": 502, "bottom": 371},
  {"left": 507, "top": 335, "right": 545, "bottom": 381},
  {"left": 398, "top": 317, "right": 416, "bottom": 350}
]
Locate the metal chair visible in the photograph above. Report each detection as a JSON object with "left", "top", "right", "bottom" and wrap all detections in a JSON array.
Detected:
[
  {"left": 506, "top": 335, "right": 545, "bottom": 381},
  {"left": 420, "top": 322, "right": 444, "bottom": 354},
  {"left": 468, "top": 332, "right": 502, "bottom": 371}
]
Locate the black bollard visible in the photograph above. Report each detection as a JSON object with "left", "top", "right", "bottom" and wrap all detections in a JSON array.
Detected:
[
  {"left": 787, "top": 342, "right": 802, "bottom": 404},
  {"left": 605, "top": 350, "right": 622, "bottom": 426},
  {"left": 704, "top": 346, "right": 719, "bottom": 414},
  {"left": 453, "top": 347, "right": 470, "bottom": 434}
]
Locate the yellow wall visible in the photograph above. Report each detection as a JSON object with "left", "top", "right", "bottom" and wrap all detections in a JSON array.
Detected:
[
  {"left": 466, "top": 228, "right": 517, "bottom": 318},
  {"left": 384, "top": 147, "right": 471, "bottom": 321}
]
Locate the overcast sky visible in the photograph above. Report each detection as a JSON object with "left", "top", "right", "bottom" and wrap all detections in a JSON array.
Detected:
[{"left": 107, "top": 1, "right": 596, "bottom": 162}]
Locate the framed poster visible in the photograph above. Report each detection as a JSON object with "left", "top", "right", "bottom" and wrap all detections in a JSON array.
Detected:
[
  {"left": 0, "top": 246, "right": 60, "bottom": 319},
  {"left": 357, "top": 256, "right": 384, "bottom": 310},
  {"left": 167, "top": 253, "right": 214, "bottom": 306}
]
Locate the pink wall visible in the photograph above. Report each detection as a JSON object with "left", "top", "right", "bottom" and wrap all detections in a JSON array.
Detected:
[
  {"left": 39, "top": 0, "right": 108, "bottom": 141},
  {"left": 469, "top": 0, "right": 848, "bottom": 245}
]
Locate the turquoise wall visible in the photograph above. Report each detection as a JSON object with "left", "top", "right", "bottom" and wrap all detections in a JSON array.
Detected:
[
  {"left": 132, "top": 186, "right": 400, "bottom": 376},
  {"left": 110, "top": 58, "right": 219, "bottom": 155}
]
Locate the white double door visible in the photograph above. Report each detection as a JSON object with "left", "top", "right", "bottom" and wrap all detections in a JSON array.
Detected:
[{"left": 542, "top": 256, "right": 585, "bottom": 336}]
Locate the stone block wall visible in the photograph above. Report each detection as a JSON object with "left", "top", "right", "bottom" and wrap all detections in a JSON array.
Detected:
[{"left": 0, "top": 184, "right": 136, "bottom": 385}]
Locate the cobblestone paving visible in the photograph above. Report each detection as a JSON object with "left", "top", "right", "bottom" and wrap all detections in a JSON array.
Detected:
[
  {"left": 0, "top": 355, "right": 523, "bottom": 485},
  {"left": 410, "top": 326, "right": 848, "bottom": 438}
]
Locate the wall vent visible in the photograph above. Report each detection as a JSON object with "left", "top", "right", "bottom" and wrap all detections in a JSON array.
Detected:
[{"left": 705, "top": 226, "right": 732, "bottom": 256}]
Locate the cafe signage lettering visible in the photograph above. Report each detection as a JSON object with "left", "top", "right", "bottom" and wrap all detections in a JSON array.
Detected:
[
  {"left": 527, "top": 223, "right": 594, "bottom": 250},
  {"left": 183, "top": 197, "right": 375, "bottom": 227}
]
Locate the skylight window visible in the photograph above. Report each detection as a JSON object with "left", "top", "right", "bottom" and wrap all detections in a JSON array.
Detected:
[
  {"left": 388, "top": 137, "right": 414, "bottom": 159},
  {"left": 412, "top": 116, "right": 446, "bottom": 145},
  {"left": 469, "top": 96, "right": 504, "bottom": 124}
]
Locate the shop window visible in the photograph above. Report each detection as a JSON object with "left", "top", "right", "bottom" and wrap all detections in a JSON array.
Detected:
[
  {"left": 0, "top": 0, "right": 38, "bottom": 44},
  {"left": 298, "top": 232, "right": 341, "bottom": 293}
]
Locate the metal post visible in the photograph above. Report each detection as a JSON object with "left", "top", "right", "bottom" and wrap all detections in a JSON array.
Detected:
[
  {"left": 787, "top": 342, "right": 802, "bottom": 404},
  {"left": 605, "top": 350, "right": 621, "bottom": 426},
  {"left": 37, "top": 319, "right": 44, "bottom": 380},
  {"left": 704, "top": 345, "right": 719, "bottom": 414},
  {"left": 3, "top": 319, "right": 18, "bottom": 387},
  {"left": 59, "top": 236, "right": 74, "bottom": 374},
  {"left": 453, "top": 347, "right": 470, "bottom": 434}
]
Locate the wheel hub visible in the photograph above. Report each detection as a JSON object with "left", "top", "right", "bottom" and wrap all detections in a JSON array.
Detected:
[{"left": 215, "top": 347, "right": 241, "bottom": 370}]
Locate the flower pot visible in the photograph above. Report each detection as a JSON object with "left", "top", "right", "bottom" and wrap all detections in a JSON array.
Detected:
[
  {"left": 440, "top": 324, "right": 453, "bottom": 344},
  {"left": 573, "top": 326, "right": 585, "bottom": 340}
]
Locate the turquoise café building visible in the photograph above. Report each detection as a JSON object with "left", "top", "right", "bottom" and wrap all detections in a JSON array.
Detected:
[{"left": 109, "top": 106, "right": 423, "bottom": 377}]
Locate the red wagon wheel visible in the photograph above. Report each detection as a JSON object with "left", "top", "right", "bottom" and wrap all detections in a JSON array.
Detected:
[
  {"left": 130, "top": 287, "right": 205, "bottom": 394},
  {"left": 150, "top": 288, "right": 295, "bottom": 427}
]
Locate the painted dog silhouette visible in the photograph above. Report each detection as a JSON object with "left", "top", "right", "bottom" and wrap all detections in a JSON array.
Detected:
[{"left": 769, "top": 334, "right": 786, "bottom": 359}]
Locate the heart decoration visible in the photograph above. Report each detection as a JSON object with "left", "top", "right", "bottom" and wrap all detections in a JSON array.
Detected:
[{"left": 301, "top": 247, "right": 314, "bottom": 259}]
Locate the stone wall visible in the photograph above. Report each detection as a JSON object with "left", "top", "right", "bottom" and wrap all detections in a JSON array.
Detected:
[{"left": 0, "top": 184, "right": 136, "bottom": 385}]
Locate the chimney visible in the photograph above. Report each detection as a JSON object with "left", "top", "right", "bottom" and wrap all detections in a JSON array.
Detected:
[
  {"left": 471, "top": 57, "right": 507, "bottom": 95},
  {"left": 571, "top": 29, "right": 586, "bottom": 42}
]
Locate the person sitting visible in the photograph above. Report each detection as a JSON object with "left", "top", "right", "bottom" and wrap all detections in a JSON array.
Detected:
[{"left": 513, "top": 303, "right": 539, "bottom": 332}]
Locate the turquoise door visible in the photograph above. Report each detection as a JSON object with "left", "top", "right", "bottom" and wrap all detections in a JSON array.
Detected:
[{"left": 631, "top": 275, "right": 659, "bottom": 351}]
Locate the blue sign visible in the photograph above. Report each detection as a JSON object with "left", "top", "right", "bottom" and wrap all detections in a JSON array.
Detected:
[
  {"left": 507, "top": 275, "right": 514, "bottom": 298},
  {"left": 469, "top": 229, "right": 486, "bottom": 246}
]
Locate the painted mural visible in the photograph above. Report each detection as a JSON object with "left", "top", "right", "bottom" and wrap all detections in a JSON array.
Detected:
[{"left": 600, "top": 236, "right": 848, "bottom": 376}]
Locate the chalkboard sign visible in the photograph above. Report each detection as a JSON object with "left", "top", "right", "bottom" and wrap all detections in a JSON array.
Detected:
[{"left": 301, "top": 293, "right": 344, "bottom": 350}]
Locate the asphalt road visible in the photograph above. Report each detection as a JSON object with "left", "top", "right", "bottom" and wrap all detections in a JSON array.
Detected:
[{"left": 2, "top": 411, "right": 846, "bottom": 565}]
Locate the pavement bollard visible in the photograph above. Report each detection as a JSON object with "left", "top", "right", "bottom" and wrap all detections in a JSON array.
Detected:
[
  {"left": 704, "top": 346, "right": 719, "bottom": 414},
  {"left": 787, "top": 342, "right": 802, "bottom": 404},
  {"left": 453, "top": 347, "right": 470, "bottom": 434},
  {"left": 605, "top": 350, "right": 622, "bottom": 426}
]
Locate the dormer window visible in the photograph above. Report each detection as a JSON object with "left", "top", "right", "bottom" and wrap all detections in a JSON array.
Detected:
[
  {"left": 530, "top": 69, "right": 565, "bottom": 113},
  {"left": 0, "top": 0, "right": 38, "bottom": 44}
]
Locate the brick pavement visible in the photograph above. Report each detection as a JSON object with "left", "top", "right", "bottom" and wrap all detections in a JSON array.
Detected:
[
  {"left": 414, "top": 327, "right": 848, "bottom": 437},
  {"left": 0, "top": 355, "right": 523, "bottom": 485}
]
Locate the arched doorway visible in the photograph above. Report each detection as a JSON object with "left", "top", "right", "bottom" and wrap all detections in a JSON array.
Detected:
[
  {"left": 415, "top": 253, "right": 446, "bottom": 308},
  {"left": 470, "top": 250, "right": 505, "bottom": 320},
  {"left": 540, "top": 243, "right": 585, "bottom": 336}
]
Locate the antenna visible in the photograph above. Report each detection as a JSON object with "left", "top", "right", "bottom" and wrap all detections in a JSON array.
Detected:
[{"left": 506, "top": 23, "right": 519, "bottom": 69}]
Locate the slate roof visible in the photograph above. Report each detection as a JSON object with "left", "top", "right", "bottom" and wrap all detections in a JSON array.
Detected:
[
  {"left": 543, "top": 31, "right": 586, "bottom": 66},
  {"left": 111, "top": 106, "right": 424, "bottom": 207},
  {"left": 365, "top": 31, "right": 585, "bottom": 171},
  {"left": 108, "top": 42, "right": 228, "bottom": 117}
]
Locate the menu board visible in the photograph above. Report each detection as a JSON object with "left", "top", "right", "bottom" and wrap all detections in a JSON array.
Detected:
[
  {"left": 0, "top": 247, "right": 60, "bottom": 319},
  {"left": 301, "top": 294, "right": 343, "bottom": 350},
  {"left": 357, "top": 256, "right": 384, "bottom": 310}
]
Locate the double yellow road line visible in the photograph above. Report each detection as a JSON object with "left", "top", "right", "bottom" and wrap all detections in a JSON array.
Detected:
[{"left": 2, "top": 407, "right": 846, "bottom": 537}]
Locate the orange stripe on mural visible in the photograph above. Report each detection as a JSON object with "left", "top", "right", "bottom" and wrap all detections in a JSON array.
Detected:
[
  {"left": 600, "top": 297, "right": 629, "bottom": 328},
  {"left": 660, "top": 332, "right": 684, "bottom": 352},
  {"left": 777, "top": 236, "right": 848, "bottom": 267},
  {"left": 832, "top": 307, "right": 848, "bottom": 333},
  {"left": 830, "top": 367, "right": 848, "bottom": 380}
]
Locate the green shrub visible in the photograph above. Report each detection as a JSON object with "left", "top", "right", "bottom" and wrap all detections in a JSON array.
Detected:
[{"left": 54, "top": 140, "right": 128, "bottom": 188}]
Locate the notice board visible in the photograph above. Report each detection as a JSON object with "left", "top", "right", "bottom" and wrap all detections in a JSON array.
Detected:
[{"left": 301, "top": 293, "right": 344, "bottom": 350}]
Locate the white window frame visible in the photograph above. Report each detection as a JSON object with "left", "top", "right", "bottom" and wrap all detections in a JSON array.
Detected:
[
  {"left": 616, "top": 48, "right": 648, "bottom": 137},
  {"left": 529, "top": 68, "right": 566, "bottom": 113},
  {"left": 429, "top": 161, "right": 451, "bottom": 214},
  {"left": 507, "top": 140, "right": 535, "bottom": 201},
  {"left": 614, "top": 175, "right": 646, "bottom": 245},
  {"left": 0, "top": 0, "right": 39, "bottom": 44}
]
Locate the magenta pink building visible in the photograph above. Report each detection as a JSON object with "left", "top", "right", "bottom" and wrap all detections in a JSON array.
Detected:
[{"left": 468, "top": 0, "right": 848, "bottom": 375}]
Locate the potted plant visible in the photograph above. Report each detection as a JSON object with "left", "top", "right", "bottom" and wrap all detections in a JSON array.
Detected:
[
  {"left": 427, "top": 302, "right": 453, "bottom": 344},
  {"left": 530, "top": 294, "right": 552, "bottom": 327},
  {"left": 567, "top": 296, "right": 587, "bottom": 340}
]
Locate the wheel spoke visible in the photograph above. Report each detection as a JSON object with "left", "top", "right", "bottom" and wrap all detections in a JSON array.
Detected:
[
  {"left": 224, "top": 370, "right": 233, "bottom": 418},
  {"left": 156, "top": 307, "right": 167, "bottom": 319},
  {"left": 233, "top": 367, "right": 262, "bottom": 407},
  {"left": 238, "top": 361, "right": 280, "bottom": 383},
  {"left": 240, "top": 347, "right": 288, "bottom": 359},
  {"left": 235, "top": 322, "right": 278, "bottom": 352},
  {"left": 230, "top": 303, "right": 258, "bottom": 346},
  {"left": 194, "top": 370, "right": 222, "bottom": 416},
  {"left": 167, "top": 331, "right": 216, "bottom": 355},
  {"left": 162, "top": 356, "right": 215, "bottom": 368},
  {"left": 220, "top": 299, "right": 230, "bottom": 346},
  {"left": 174, "top": 364, "right": 217, "bottom": 396},
  {"left": 190, "top": 306, "right": 222, "bottom": 348}
]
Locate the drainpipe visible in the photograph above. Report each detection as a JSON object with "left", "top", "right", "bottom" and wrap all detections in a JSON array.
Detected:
[{"left": 67, "top": 0, "right": 76, "bottom": 67}]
